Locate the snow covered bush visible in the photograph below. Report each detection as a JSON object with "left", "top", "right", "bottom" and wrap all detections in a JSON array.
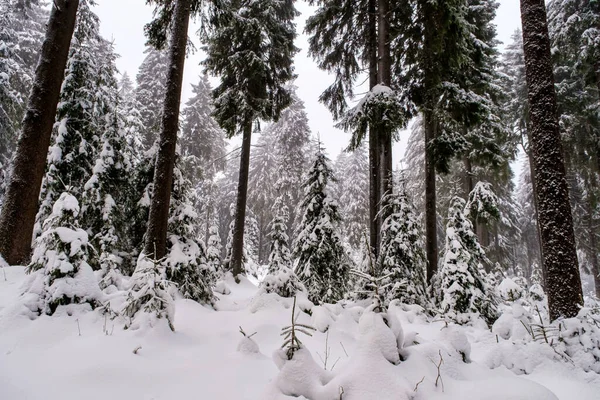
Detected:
[
  {"left": 122, "top": 253, "right": 175, "bottom": 331},
  {"left": 433, "top": 196, "right": 498, "bottom": 325},
  {"left": 293, "top": 150, "right": 350, "bottom": 304},
  {"left": 261, "top": 197, "right": 304, "bottom": 297},
  {"left": 498, "top": 277, "right": 525, "bottom": 302},
  {"left": 205, "top": 223, "right": 222, "bottom": 274},
  {"left": 26, "top": 192, "right": 102, "bottom": 315}
]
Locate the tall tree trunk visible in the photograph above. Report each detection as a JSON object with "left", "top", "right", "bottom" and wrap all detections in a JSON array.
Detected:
[
  {"left": 368, "top": 0, "right": 381, "bottom": 258},
  {"left": 230, "top": 122, "right": 253, "bottom": 281},
  {"left": 378, "top": 0, "right": 393, "bottom": 211},
  {"left": 143, "top": 0, "right": 191, "bottom": 259},
  {"left": 0, "top": 0, "right": 79, "bottom": 265},
  {"left": 424, "top": 111, "right": 438, "bottom": 283},
  {"left": 520, "top": 0, "right": 583, "bottom": 320}
]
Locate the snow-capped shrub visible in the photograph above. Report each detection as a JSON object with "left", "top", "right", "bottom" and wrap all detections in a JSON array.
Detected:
[
  {"left": 164, "top": 235, "right": 215, "bottom": 306},
  {"left": 558, "top": 309, "right": 600, "bottom": 374},
  {"left": 26, "top": 192, "right": 102, "bottom": 315},
  {"left": 122, "top": 254, "right": 175, "bottom": 331},
  {"left": 498, "top": 277, "right": 525, "bottom": 302},
  {"left": 261, "top": 197, "right": 305, "bottom": 298}
]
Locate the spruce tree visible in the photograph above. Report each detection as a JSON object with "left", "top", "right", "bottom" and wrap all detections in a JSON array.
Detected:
[
  {"left": 261, "top": 196, "right": 304, "bottom": 297},
  {"left": 202, "top": 0, "right": 298, "bottom": 280},
  {"left": 293, "top": 149, "right": 349, "bottom": 304},
  {"left": 0, "top": 0, "right": 80, "bottom": 265},
  {"left": 337, "top": 145, "right": 369, "bottom": 249},
  {"left": 133, "top": 47, "right": 169, "bottom": 150},
  {"left": 206, "top": 223, "right": 222, "bottom": 275},
  {"left": 36, "top": 2, "right": 111, "bottom": 232},
  {"left": 378, "top": 182, "right": 427, "bottom": 307},
  {"left": 26, "top": 192, "right": 101, "bottom": 315},
  {"left": 434, "top": 197, "right": 497, "bottom": 324},
  {"left": 180, "top": 74, "right": 227, "bottom": 182}
]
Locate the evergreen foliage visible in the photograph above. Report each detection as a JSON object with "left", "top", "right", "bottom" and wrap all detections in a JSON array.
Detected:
[
  {"left": 26, "top": 193, "right": 101, "bottom": 315},
  {"left": 434, "top": 197, "right": 497, "bottom": 324},
  {"left": 262, "top": 196, "right": 304, "bottom": 297},
  {"left": 378, "top": 184, "right": 428, "bottom": 307},
  {"left": 123, "top": 253, "right": 175, "bottom": 331},
  {"left": 293, "top": 150, "right": 349, "bottom": 304}
]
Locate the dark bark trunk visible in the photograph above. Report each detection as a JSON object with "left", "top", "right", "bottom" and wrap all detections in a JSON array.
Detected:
[
  {"left": 368, "top": 0, "right": 380, "bottom": 258},
  {"left": 0, "top": 0, "right": 79, "bottom": 265},
  {"left": 378, "top": 0, "right": 393, "bottom": 215},
  {"left": 586, "top": 198, "right": 600, "bottom": 298},
  {"left": 230, "top": 122, "right": 252, "bottom": 281},
  {"left": 520, "top": 0, "right": 583, "bottom": 320},
  {"left": 424, "top": 111, "right": 438, "bottom": 283},
  {"left": 143, "top": 0, "right": 191, "bottom": 259}
]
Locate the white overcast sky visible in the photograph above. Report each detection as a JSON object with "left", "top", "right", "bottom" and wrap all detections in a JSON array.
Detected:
[{"left": 93, "top": 0, "right": 522, "bottom": 163}]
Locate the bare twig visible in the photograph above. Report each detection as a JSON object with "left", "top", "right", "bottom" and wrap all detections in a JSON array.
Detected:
[
  {"left": 428, "top": 350, "right": 444, "bottom": 392},
  {"left": 76, "top": 319, "right": 81, "bottom": 336},
  {"left": 133, "top": 346, "right": 142, "bottom": 355},
  {"left": 339, "top": 386, "right": 344, "bottom": 399},
  {"left": 340, "top": 341, "right": 349, "bottom": 357},
  {"left": 239, "top": 326, "right": 257, "bottom": 339},
  {"left": 413, "top": 376, "right": 425, "bottom": 392}
]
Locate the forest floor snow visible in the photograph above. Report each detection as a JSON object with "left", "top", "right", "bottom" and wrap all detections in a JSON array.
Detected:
[{"left": 0, "top": 265, "right": 599, "bottom": 400}]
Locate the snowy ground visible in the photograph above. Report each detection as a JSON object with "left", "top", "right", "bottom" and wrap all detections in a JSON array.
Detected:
[{"left": 1, "top": 265, "right": 599, "bottom": 400}]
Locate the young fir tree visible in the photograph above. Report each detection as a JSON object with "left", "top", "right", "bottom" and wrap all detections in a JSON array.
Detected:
[
  {"left": 261, "top": 196, "right": 304, "bottom": 297},
  {"left": 164, "top": 162, "right": 215, "bottom": 305},
  {"left": 293, "top": 149, "right": 350, "bottom": 304},
  {"left": 202, "top": 0, "right": 298, "bottom": 280},
  {"left": 123, "top": 253, "right": 175, "bottom": 331},
  {"left": 378, "top": 182, "right": 427, "bottom": 307},
  {"left": 26, "top": 192, "right": 102, "bottom": 315},
  {"left": 0, "top": 0, "right": 79, "bottom": 265},
  {"left": 434, "top": 197, "right": 497, "bottom": 325},
  {"left": 206, "top": 223, "right": 222, "bottom": 276}
]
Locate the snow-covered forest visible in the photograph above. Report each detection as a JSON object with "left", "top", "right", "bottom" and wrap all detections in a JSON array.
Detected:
[{"left": 1, "top": 0, "right": 600, "bottom": 399}]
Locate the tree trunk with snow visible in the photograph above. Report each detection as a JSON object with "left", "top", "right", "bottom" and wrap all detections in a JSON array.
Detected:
[
  {"left": 144, "top": 0, "right": 191, "bottom": 259},
  {"left": 368, "top": 0, "right": 381, "bottom": 258},
  {"left": 424, "top": 111, "right": 438, "bottom": 283},
  {"left": 230, "top": 122, "right": 253, "bottom": 280},
  {"left": 0, "top": 0, "right": 79, "bottom": 265},
  {"left": 520, "top": 0, "right": 583, "bottom": 319}
]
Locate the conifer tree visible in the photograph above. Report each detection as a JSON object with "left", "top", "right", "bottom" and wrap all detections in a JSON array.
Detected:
[
  {"left": 378, "top": 182, "right": 427, "bottom": 307},
  {"left": 293, "top": 150, "right": 349, "bottom": 304},
  {"left": 0, "top": 0, "right": 80, "bottom": 265},
  {"left": 434, "top": 197, "right": 497, "bottom": 324},
  {"left": 180, "top": 74, "right": 227, "bottom": 182},
  {"left": 202, "top": 0, "right": 298, "bottom": 280},
  {"left": 206, "top": 223, "right": 222, "bottom": 275},
  {"left": 123, "top": 253, "right": 175, "bottom": 331},
  {"left": 26, "top": 192, "right": 102, "bottom": 315},
  {"left": 36, "top": 3, "right": 113, "bottom": 232},
  {"left": 261, "top": 196, "right": 304, "bottom": 297},
  {"left": 0, "top": 0, "right": 47, "bottom": 162},
  {"left": 338, "top": 145, "right": 369, "bottom": 249},
  {"left": 133, "top": 47, "right": 169, "bottom": 150}
]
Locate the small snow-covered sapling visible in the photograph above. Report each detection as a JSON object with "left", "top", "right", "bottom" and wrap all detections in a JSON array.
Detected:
[
  {"left": 350, "top": 235, "right": 393, "bottom": 312},
  {"left": 280, "top": 296, "right": 316, "bottom": 360}
]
